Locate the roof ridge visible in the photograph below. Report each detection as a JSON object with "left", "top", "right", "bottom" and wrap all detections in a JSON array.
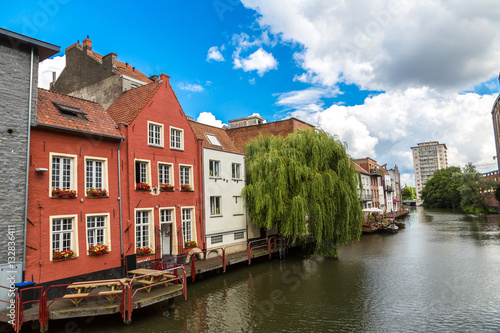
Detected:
[
  {"left": 188, "top": 119, "right": 226, "bottom": 131},
  {"left": 39, "top": 88, "right": 102, "bottom": 105}
]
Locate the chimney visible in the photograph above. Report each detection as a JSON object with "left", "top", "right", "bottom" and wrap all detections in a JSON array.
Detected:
[
  {"left": 82, "top": 35, "right": 92, "bottom": 53},
  {"left": 160, "top": 73, "right": 170, "bottom": 86},
  {"left": 102, "top": 52, "right": 117, "bottom": 71},
  {"left": 49, "top": 71, "right": 57, "bottom": 89}
]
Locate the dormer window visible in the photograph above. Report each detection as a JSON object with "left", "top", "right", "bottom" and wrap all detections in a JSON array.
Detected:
[
  {"left": 54, "top": 103, "right": 87, "bottom": 120},
  {"left": 205, "top": 133, "right": 222, "bottom": 147}
]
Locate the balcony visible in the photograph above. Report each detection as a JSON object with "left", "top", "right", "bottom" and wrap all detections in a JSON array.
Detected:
[
  {"left": 361, "top": 195, "right": 373, "bottom": 202},
  {"left": 386, "top": 185, "right": 395, "bottom": 192}
]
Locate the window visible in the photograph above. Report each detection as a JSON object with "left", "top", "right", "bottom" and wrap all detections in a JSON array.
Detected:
[
  {"left": 136, "top": 210, "right": 151, "bottom": 249},
  {"left": 158, "top": 163, "right": 172, "bottom": 185},
  {"left": 234, "top": 232, "right": 245, "bottom": 240},
  {"left": 232, "top": 163, "right": 241, "bottom": 179},
  {"left": 211, "top": 235, "right": 223, "bottom": 244},
  {"left": 148, "top": 122, "right": 163, "bottom": 147},
  {"left": 209, "top": 160, "right": 220, "bottom": 178},
  {"left": 87, "top": 215, "right": 106, "bottom": 247},
  {"left": 182, "top": 208, "right": 193, "bottom": 244},
  {"left": 205, "top": 133, "right": 222, "bottom": 147},
  {"left": 180, "top": 165, "right": 192, "bottom": 186},
  {"left": 51, "top": 154, "right": 76, "bottom": 191},
  {"left": 54, "top": 103, "right": 87, "bottom": 119},
  {"left": 210, "top": 196, "right": 221, "bottom": 216},
  {"left": 135, "top": 160, "right": 150, "bottom": 185},
  {"left": 160, "top": 209, "right": 173, "bottom": 224},
  {"left": 170, "top": 127, "right": 183, "bottom": 150},
  {"left": 86, "top": 159, "right": 105, "bottom": 190},
  {"left": 51, "top": 216, "right": 77, "bottom": 257}
]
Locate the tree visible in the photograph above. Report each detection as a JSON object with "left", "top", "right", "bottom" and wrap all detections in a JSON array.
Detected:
[
  {"left": 421, "top": 167, "right": 462, "bottom": 209},
  {"left": 401, "top": 186, "right": 416, "bottom": 200},
  {"left": 242, "top": 129, "right": 363, "bottom": 258},
  {"left": 453, "top": 163, "right": 498, "bottom": 212}
]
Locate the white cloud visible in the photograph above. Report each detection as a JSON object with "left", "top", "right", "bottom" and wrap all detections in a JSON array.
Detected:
[
  {"left": 241, "top": 0, "right": 500, "bottom": 92},
  {"left": 233, "top": 47, "right": 278, "bottom": 76},
  {"left": 178, "top": 82, "right": 205, "bottom": 92},
  {"left": 275, "top": 87, "right": 341, "bottom": 111},
  {"left": 207, "top": 46, "right": 225, "bottom": 62},
  {"left": 38, "top": 55, "right": 65, "bottom": 89},
  {"left": 196, "top": 112, "right": 227, "bottom": 128},
  {"left": 285, "top": 88, "right": 497, "bottom": 186}
]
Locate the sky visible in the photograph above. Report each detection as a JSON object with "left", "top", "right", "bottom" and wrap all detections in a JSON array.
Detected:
[{"left": 2, "top": 0, "right": 500, "bottom": 187}]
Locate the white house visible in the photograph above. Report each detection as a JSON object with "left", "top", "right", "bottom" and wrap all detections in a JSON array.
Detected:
[{"left": 189, "top": 121, "right": 247, "bottom": 253}]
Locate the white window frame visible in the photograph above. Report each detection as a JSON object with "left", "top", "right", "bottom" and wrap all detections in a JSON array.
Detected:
[
  {"left": 158, "top": 162, "right": 173, "bottom": 186},
  {"left": 179, "top": 164, "right": 193, "bottom": 187},
  {"left": 135, "top": 208, "right": 154, "bottom": 251},
  {"left": 210, "top": 196, "right": 222, "bottom": 216},
  {"left": 160, "top": 207, "right": 175, "bottom": 224},
  {"left": 205, "top": 133, "right": 222, "bottom": 147},
  {"left": 181, "top": 207, "right": 196, "bottom": 245},
  {"left": 85, "top": 157, "right": 108, "bottom": 191},
  {"left": 135, "top": 159, "right": 151, "bottom": 187},
  {"left": 85, "top": 213, "right": 111, "bottom": 252},
  {"left": 148, "top": 121, "right": 164, "bottom": 148},
  {"left": 50, "top": 214, "right": 79, "bottom": 260},
  {"left": 232, "top": 163, "right": 241, "bottom": 180},
  {"left": 209, "top": 160, "right": 220, "bottom": 178},
  {"left": 170, "top": 126, "right": 184, "bottom": 151},
  {"left": 49, "top": 153, "right": 77, "bottom": 196}
]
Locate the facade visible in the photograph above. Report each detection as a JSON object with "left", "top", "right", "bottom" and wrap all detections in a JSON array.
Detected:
[
  {"left": 0, "top": 28, "right": 59, "bottom": 282},
  {"left": 189, "top": 121, "right": 247, "bottom": 253},
  {"left": 355, "top": 163, "right": 373, "bottom": 209},
  {"left": 51, "top": 36, "right": 153, "bottom": 109},
  {"left": 492, "top": 86, "right": 500, "bottom": 171},
  {"left": 354, "top": 158, "right": 384, "bottom": 209},
  {"left": 388, "top": 165, "right": 402, "bottom": 211},
  {"left": 107, "top": 74, "right": 203, "bottom": 261},
  {"left": 411, "top": 141, "right": 448, "bottom": 200},
  {"left": 26, "top": 89, "right": 123, "bottom": 283}
]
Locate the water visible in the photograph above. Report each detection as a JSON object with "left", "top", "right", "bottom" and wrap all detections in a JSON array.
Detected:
[{"left": 51, "top": 208, "right": 500, "bottom": 332}]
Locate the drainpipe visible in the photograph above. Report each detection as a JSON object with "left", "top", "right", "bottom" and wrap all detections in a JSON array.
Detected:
[
  {"left": 117, "top": 138, "right": 124, "bottom": 269},
  {"left": 200, "top": 140, "right": 206, "bottom": 251},
  {"left": 22, "top": 47, "right": 34, "bottom": 280}
]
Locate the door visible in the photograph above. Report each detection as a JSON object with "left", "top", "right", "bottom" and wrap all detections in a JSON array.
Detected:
[{"left": 161, "top": 224, "right": 171, "bottom": 256}]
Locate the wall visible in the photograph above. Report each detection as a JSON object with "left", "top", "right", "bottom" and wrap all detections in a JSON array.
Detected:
[
  {"left": 68, "top": 75, "right": 122, "bottom": 109},
  {"left": 26, "top": 128, "right": 122, "bottom": 283},
  {"left": 0, "top": 40, "right": 38, "bottom": 268}
]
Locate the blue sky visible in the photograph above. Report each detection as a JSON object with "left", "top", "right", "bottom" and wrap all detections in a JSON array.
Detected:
[{"left": 2, "top": 0, "right": 500, "bottom": 187}]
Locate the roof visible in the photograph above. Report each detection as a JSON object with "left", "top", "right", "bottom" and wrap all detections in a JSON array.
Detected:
[
  {"left": 36, "top": 88, "right": 123, "bottom": 139},
  {"left": 188, "top": 121, "right": 242, "bottom": 154},
  {"left": 226, "top": 117, "right": 314, "bottom": 153},
  {"left": 354, "top": 163, "right": 369, "bottom": 175},
  {"left": 88, "top": 51, "right": 152, "bottom": 84},
  {"left": 106, "top": 80, "right": 163, "bottom": 124},
  {"left": 0, "top": 27, "right": 59, "bottom": 61}
]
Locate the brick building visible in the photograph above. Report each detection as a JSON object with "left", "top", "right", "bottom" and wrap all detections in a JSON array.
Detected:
[
  {"left": 354, "top": 158, "right": 384, "bottom": 210},
  {"left": 26, "top": 89, "right": 123, "bottom": 283},
  {"left": 0, "top": 28, "right": 59, "bottom": 283}
]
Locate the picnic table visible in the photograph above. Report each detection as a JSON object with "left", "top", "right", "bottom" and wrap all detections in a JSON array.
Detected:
[
  {"left": 65, "top": 278, "right": 126, "bottom": 306},
  {"left": 128, "top": 269, "right": 176, "bottom": 292}
]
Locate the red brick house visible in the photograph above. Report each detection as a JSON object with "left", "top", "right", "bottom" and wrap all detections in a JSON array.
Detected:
[
  {"left": 107, "top": 74, "right": 203, "bottom": 262},
  {"left": 26, "top": 89, "right": 123, "bottom": 283}
]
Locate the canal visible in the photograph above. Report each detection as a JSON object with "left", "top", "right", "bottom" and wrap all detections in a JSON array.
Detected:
[{"left": 50, "top": 208, "right": 500, "bottom": 332}]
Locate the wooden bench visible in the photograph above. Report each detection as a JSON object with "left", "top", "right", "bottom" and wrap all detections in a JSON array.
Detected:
[
  {"left": 98, "top": 290, "right": 122, "bottom": 304},
  {"left": 63, "top": 293, "right": 89, "bottom": 307}
]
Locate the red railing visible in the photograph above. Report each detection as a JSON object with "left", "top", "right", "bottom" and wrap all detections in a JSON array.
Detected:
[
  {"left": 189, "top": 247, "right": 225, "bottom": 282},
  {"left": 247, "top": 236, "right": 277, "bottom": 265},
  {"left": 17, "top": 286, "right": 43, "bottom": 333}
]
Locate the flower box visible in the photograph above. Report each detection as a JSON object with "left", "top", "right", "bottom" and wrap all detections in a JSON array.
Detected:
[
  {"left": 185, "top": 241, "right": 197, "bottom": 248},
  {"left": 180, "top": 184, "right": 192, "bottom": 192},
  {"left": 52, "top": 188, "right": 77, "bottom": 199},
  {"left": 53, "top": 249, "right": 76, "bottom": 262},
  {"left": 136, "top": 247, "right": 153, "bottom": 256},
  {"left": 88, "top": 244, "right": 109, "bottom": 256},
  {"left": 160, "top": 184, "right": 174, "bottom": 192},
  {"left": 136, "top": 182, "right": 151, "bottom": 191},
  {"left": 86, "top": 188, "right": 108, "bottom": 198}
]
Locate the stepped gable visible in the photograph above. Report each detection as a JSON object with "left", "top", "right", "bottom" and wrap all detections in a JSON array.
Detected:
[
  {"left": 36, "top": 88, "right": 123, "bottom": 139},
  {"left": 188, "top": 120, "right": 242, "bottom": 154},
  {"left": 106, "top": 80, "right": 162, "bottom": 124}
]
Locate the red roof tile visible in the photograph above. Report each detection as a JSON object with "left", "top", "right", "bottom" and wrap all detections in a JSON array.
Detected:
[
  {"left": 36, "top": 88, "right": 123, "bottom": 139},
  {"left": 106, "top": 81, "right": 162, "bottom": 125},
  {"left": 188, "top": 121, "right": 242, "bottom": 154},
  {"left": 86, "top": 50, "right": 152, "bottom": 84},
  {"left": 355, "top": 163, "right": 369, "bottom": 174}
]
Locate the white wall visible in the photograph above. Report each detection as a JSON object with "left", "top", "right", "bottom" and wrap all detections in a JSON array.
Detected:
[{"left": 203, "top": 148, "right": 247, "bottom": 249}]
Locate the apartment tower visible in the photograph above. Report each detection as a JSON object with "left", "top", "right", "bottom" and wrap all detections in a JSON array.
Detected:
[{"left": 411, "top": 141, "right": 448, "bottom": 200}]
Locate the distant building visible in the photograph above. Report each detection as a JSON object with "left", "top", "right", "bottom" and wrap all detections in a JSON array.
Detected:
[
  {"left": 354, "top": 163, "right": 373, "bottom": 209},
  {"left": 354, "top": 158, "right": 384, "bottom": 210},
  {"left": 51, "top": 36, "right": 154, "bottom": 109},
  {"left": 411, "top": 141, "right": 448, "bottom": 200},
  {"left": 491, "top": 75, "right": 500, "bottom": 171}
]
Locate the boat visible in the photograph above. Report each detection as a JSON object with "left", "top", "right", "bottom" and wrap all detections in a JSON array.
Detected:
[
  {"left": 394, "top": 220, "right": 406, "bottom": 229},
  {"left": 379, "top": 223, "right": 399, "bottom": 234},
  {"left": 362, "top": 224, "right": 378, "bottom": 234}
]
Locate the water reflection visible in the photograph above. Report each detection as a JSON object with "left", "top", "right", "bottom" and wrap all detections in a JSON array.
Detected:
[{"left": 49, "top": 208, "right": 500, "bottom": 332}]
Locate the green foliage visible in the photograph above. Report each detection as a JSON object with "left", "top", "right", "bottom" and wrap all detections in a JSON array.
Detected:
[
  {"left": 242, "top": 129, "right": 363, "bottom": 257},
  {"left": 495, "top": 184, "right": 500, "bottom": 203},
  {"left": 421, "top": 167, "right": 462, "bottom": 209},
  {"left": 453, "top": 163, "right": 498, "bottom": 213},
  {"left": 401, "top": 186, "right": 416, "bottom": 200}
]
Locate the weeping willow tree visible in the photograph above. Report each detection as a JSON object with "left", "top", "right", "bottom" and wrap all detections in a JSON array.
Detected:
[{"left": 242, "top": 129, "right": 363, "bottom": 257}]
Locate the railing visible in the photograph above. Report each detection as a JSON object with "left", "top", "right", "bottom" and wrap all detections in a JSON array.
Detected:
[
  {"left": 247, "top": 236, "right": 277, "bottom": 265},
  {"left": 190, "top": 247, "right": 225, "bottom": 282}
]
